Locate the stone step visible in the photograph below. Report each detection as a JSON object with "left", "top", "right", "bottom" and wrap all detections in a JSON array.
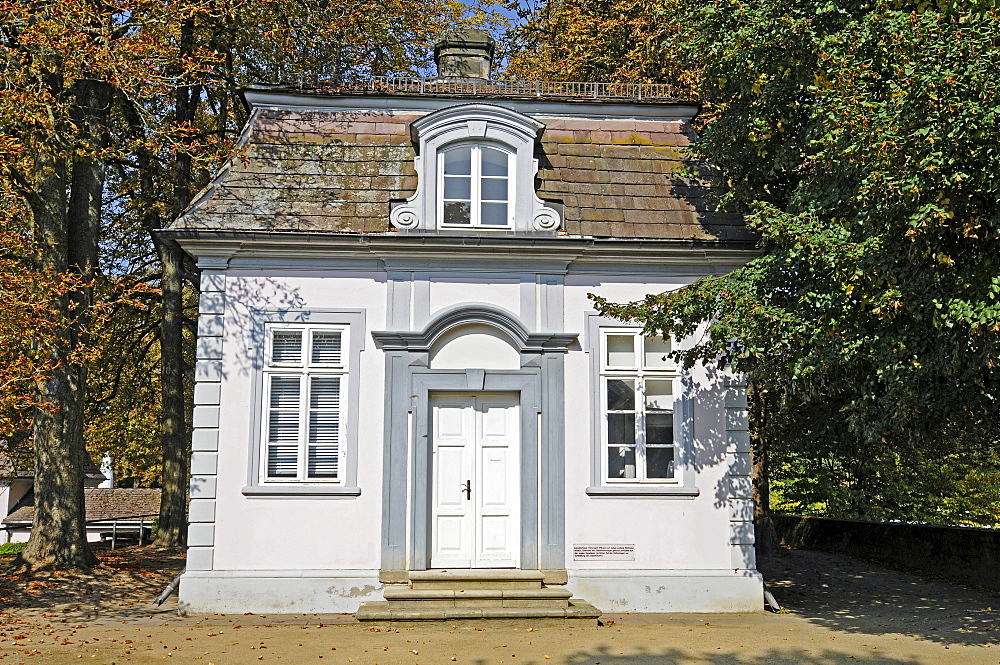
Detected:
[
  {"left": 355, "top": 599, "right": 602, "bottom": 621},
  {"left": 356, "top": 569, "right": 601, "bottom": 621},
  {"left": 383, "top": 586, "right": 573, "bottom": 609},
  {"left": 408, "top": 569, "right": 545, "bottom": 590}
]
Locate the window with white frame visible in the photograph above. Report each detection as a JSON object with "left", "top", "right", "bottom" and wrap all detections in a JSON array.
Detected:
[
  {"left": 439, "top": 143, "right": 513, "bottom": 229},
  {"left": 388, "top": 104, "right": 560, "bottom": 233},
  {"left": 261, "top": 325, "right": 347, "bottom": 483},
  {"left": 601, "top": 330, "right": 678, "bottom": 483}
]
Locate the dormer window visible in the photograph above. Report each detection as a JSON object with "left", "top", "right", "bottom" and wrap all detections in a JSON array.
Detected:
[
  {"left": 390, "top": 104, "right": 560, "bottom": 233},
  {"left": 440, "top": 144, "right": 512, "bottom": 229}
]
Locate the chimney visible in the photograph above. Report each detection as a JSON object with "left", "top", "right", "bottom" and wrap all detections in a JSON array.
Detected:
[{"left": 434, "top": 29, "right": 495, "bottom": 80}]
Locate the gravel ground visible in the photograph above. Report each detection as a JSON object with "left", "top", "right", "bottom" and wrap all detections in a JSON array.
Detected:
[{"left": 1, "top": 543, "right": 998, "bottom": 664}]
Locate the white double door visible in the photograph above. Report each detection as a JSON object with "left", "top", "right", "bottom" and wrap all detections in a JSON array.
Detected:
[{"left": 430, "top": 392, "right": 520, "bottom": 569}]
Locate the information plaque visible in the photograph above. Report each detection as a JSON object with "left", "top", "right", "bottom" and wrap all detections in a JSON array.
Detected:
[{"left": 572, "top": 544, "right": 636, "bottom": 561}]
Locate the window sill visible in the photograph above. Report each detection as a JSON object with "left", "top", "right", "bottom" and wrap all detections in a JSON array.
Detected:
[
  {"left": 242, "top": 485, "right": 361, "bottom": 497},
  {"left": 585, "top": 485, "right": 699, "bottom": 497},
  {"left": 437, "top": 228, "right": 515, "bottom": 232}
]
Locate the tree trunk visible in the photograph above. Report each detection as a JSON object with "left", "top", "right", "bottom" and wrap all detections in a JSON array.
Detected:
[
  {"left": 750, "top": 386, "right": 770, "bottom": 520},
  {"left": 22, "top": 77, "right": 110, "bottom": 569},
  {"left": 153, "top": 18, "right": 198, "bottom": 546},
  {"left": 26, "top": 361, "right": 94, "bottom": 568},
  {"left": 749, "top": 381, "right": 780, "bottom": 560},
  {"left": 153, "top": 244, "right": 189, "bottom": 547}
]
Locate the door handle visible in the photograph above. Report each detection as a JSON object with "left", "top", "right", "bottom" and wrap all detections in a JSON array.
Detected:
[{"left": 461, "top": 479, "right": 471, "bottom": 501}]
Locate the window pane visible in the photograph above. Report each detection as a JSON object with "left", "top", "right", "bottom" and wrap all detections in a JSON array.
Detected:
[
  {"left": 646, "top": 446, "right": 675, "bottom": 479},
  {"left": 311, "top": 331, "right": 342, "bottom": 365},
  {"left": 444, "top": 147, "right": 472, "bottom": 175},
  {"left": 607, "top": 413, "right": 636, "bottom": 445},
  {"left": 310, "top": 378, "right": 340, "bottom": 441},
  {"left": 480, "top": 202, "right": 508, "bottom": 226},
  {"left": 309, "top": 410, "right": 339, "bottom": 441},
  {"left": 481, "top": 147, "right": 508, "bottom": 176},
  {"left": 269, "top": 376, "right": 300, "bottom": 409},
  {"left": 645, "top": 379, "right": 673, "bottom": 410},
  {"left": 444, "top": 176, "right": 471, "bottom": 200},
  {"left": 267, "top": 445, "right": 298, "bottom": 477},
  {"left": 606, "top": 334, "right": 635, "bottom": 367},
  {"left": 310, "top": 377, "right": 340, "bottom": 408},
  {"left": 646, "top": 412, "right": 674, "bottom": 445},
  {"left": 444, "top": 201, "right": 471, "bottom": 225},
  {"left": 271, "top": 331, "right": 302, "bottom": 363},
  {"left": 308, "top": 445, "right": 338, "bottom": 478},
  {"left": 481, "top": 177, "right": 507, "bottom": 201},
  {"left": 606, "top": 379, "right": 635, "bottom": 410},
  {"left": 644, "top": 336, "right": 672, "bottom": 368},
  {"left": 268, "top": 410, "right": 299, "bottom": 443},
  {"left": 608, "top": 446, "right": 636, "bottom": 479}
]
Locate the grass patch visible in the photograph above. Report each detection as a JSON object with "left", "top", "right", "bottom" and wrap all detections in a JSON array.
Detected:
[{"left": 0, "top": 542, "right": 25, "bottom": 556}]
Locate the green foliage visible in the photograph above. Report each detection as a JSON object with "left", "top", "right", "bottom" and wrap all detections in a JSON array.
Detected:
[
  {"left": 768, "top": 414, "right": 1000, "bottom": 525},
  {"left": 592, "top": 2, "right": 1000, "bottom": 524},
  {"left": 0, "top": 542, "right": 26, "bottom": 556}
]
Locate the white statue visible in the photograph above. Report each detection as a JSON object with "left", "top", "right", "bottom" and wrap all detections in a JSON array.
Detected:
[{"left": 99, "top": 452, "right": 115, "bottom": 489}]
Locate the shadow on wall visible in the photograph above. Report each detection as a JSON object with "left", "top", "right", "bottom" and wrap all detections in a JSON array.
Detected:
[
  {"left": 693, "top": 364, "right": 734, "bottom": 511},
  {"left": 224, "top": 276, "right": 307, "bottom": 377},
  {"left": 773, "top": 514, "right": 1000, "bottom": 592}
]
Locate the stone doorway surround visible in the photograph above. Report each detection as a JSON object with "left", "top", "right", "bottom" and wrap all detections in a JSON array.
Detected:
[{"left": 372, "top": 305, "right": 577, "bottom": 574}]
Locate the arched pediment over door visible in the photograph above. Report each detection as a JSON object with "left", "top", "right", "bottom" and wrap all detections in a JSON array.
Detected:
[{"left": 372, "top": 304, "right": 577, "bottom": 357}]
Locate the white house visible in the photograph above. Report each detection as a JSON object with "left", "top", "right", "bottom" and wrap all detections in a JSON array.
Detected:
[{"left": 163, "top": 31, "right": 763, "bottom": 618}]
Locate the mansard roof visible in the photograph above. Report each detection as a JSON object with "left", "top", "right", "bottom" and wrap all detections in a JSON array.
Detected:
[{"left": 171, "top": 82, "right": 751, "bottom": 243}]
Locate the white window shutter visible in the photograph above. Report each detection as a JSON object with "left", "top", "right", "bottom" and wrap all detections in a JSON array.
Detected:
[
  {"left": 307, "top": 377, "right": 340, "bottom": 478},
  {"left": 266, "top": 376, "right": 300, "bottom": 477},
  {"left": 311, "top": 331, "right": 342, "bottom": 365},
  {"left": 272, "top": 330, "right": 303, "bottom": 364},
  {"left": 267, "top": 445, "right": 298, "bottom": 477}
]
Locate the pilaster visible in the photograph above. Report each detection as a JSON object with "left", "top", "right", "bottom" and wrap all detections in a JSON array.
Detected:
[
  {"left": 724, "top": 374, "right": 756, "bottom": 571},
  {"left": 186, "top": 264, "right": 227, "bottom": 571}
]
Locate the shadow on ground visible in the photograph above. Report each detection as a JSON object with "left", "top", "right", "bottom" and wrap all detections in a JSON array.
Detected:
[
  {"left": 548, "top": 647, "right": 923, "bottom": 665},
  {"left": 0, "top": 543, "right": 184, "bottom": 624},
  {"left": 759, "top": 545, "right": 1000, "bottom": 647}
]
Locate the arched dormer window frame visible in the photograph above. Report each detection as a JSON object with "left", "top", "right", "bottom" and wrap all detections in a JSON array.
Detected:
[
  {"left": 390, "top": 103, "right": 561, "bottom": 234},
  {"left": 437, "top": 141, "right": 514, "bottom": 230}
]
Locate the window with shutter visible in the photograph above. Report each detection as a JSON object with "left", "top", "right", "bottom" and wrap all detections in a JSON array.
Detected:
[
  {"left": 310, "top": 331, "right": 342, "bottom": 364},
  {"left": 261, "top": 324, "right": 348, "bottom": 483},
  {"left": 266, "top": 376, "right": 301, "bottom": 477},
  {"left": 271, "top": 331, "right": 303, "bottom": 364},
  {"left": 307, "top": 377, "right": 339, "bottom": 478}
]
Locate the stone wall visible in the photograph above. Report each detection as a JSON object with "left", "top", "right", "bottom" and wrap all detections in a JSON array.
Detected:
[{"left": 771, "top": 514, "right": 1000, "bottom": 591}]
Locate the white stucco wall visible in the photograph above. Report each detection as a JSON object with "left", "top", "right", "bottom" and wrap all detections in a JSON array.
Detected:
[
  {"left": 180, "top": 260, "right": 760, "bottom": 614},
  {"left": 559, "top": 275, "right": 763, "bottom": 612},
  {"left": 212, "top": 271, "right": 388, "bottom": 572},
  {"left": 563, "top": 274, "right": 732, "bottom": 570}
]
